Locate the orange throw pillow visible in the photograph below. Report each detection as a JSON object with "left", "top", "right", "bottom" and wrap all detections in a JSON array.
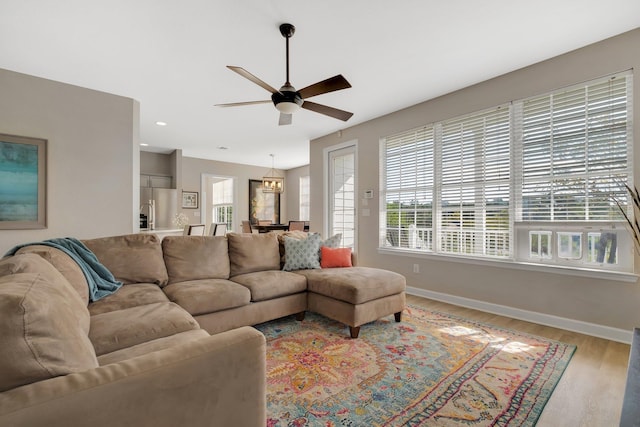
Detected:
[{"left": 320, "top": 246, "right": 352, "bottom": 268}]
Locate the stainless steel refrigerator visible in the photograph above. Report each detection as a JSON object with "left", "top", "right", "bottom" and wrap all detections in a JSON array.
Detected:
[{"left": 140, "top": 188, "right": 178, "bottom": 230}]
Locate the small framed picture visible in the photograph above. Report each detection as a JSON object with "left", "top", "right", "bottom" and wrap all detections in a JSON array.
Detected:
[{"left": 182, "top": 191, "right": 198, "bottom": 209}]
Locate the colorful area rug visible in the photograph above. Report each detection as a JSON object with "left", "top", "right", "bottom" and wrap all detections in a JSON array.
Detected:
[{"left": 255, "top": 305, "right": 576, "bottom": 427}]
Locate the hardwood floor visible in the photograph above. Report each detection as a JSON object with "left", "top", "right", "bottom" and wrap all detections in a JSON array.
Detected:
[{"left": 406, "top": 294, "right": 631, "bottom": 427}]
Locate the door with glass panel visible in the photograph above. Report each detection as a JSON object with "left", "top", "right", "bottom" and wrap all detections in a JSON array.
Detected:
[{"left": 328, "top": 145, "right": 356, "bottom": 248}]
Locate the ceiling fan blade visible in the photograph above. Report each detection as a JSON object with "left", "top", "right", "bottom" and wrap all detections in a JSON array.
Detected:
[
  {"left": 279, "top": 113, "right": 292, "bottom": 126},
  {"left": 227, "top": 66, "right": 280, "bottom": 94},
  {"left": 298, "top": 75, "right": 352, "bottom": 99},
  {"left": 215, "top": 100, "right": 272, "bottom": 107},
  {"left": 302, "top": 101, "right": 353, "bottom": 121}
]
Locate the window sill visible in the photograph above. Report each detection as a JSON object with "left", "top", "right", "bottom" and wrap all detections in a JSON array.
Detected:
[{"left": 377, "top": 247, "right": 639, "bottom": 283}]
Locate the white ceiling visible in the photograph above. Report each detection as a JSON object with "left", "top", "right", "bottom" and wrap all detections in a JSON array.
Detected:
[{"left": 1, "top": 1, "right": 639, "bottom": 170}]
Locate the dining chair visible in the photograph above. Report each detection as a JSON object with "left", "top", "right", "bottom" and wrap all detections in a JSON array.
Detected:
[
  {"left": 258, "top": 219, "right": 272, "bottom": 226},
  {"left": 288, "top": 220, "right": 306, "bottom": 232},
  {"left": 210, "top": 223, "right": 227, "bottom": 236},
  {"left": 241, "top": 220, "right": 253, "bottom": 233},
  {"left": 183, "top": 224, "right": 206, "bottom": 236}
]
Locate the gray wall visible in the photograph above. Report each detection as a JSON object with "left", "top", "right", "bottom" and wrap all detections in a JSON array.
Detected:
[
  {"left": 0, "top": 68, "right": 139, "bottom": 255},
  {"left": 310, "top": 28, "right": 640, "bottom": 334},
  {"left": 140, "top": 151, "right": 174, "bottom": 177}
]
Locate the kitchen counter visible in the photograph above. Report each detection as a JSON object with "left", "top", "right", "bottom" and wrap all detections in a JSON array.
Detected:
[{"left": 139, "top": 228, "right": 184, "bottom": 239}]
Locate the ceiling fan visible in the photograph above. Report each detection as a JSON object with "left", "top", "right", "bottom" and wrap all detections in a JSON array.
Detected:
[{"left": 215, "top": 23, "right": 353, "bottom": 126}]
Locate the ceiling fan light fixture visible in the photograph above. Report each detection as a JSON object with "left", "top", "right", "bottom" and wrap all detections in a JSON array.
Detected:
[
  {"left": 275, "top": 101, "right": 301, "bottom": 114},
  {"left": 272, "top": 87, "right": 303, "bottom": 115}
]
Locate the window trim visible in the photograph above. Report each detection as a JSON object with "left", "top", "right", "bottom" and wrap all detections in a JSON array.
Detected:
[{"left": 378, "top": 246, "right": 638, "bottom": 282}]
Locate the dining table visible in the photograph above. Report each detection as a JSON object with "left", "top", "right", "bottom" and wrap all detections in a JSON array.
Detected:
[{"left": 254, "top": 223, "right": 290, "bottom": 233}]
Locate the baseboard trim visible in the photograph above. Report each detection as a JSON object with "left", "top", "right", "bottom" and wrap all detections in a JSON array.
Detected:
[{"left": 406, "top": 286, "right": 632, "bottom": 344}]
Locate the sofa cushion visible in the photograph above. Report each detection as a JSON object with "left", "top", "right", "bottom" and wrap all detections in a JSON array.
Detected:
[
  {"left": 0, "top": 254, "right": 90, "bottom": 334},
  {"left": 295, "top": 266, "right": 406, "bottom": 305},
  {"left": 88, "top": 283, "right": 169, "bottom": 316},
  {"left": 282, "top": 233, "right": 321, "bottom": 271},
  {"left": 231, "top": 270, "right": 307, "bottom": 302},
  {"left": 83, "top": 233, "right": 169, "bottom": 287},
  {"left": 0, "top": 273, "right": 98, "bottom": 393},
  {"left": 163, "top": 279, "right": 251, "bottom": 316},
  {"left": 162, "top": 236, "right": 230, "bottom": 284},
  {"left": 14, "top": 244, "right": 90, "bottom": 304},
  {"left": 228, "top": 233, "right": 280, "bottom": 276},
  {"left": 89, "top": 302, "right": 199, "bottom": 355},
  {"left": 320, "top": 246, "right": 353, "bottom": 268},
  {"left": 97, "top": 329, "right": 210, "bottom": 366}
]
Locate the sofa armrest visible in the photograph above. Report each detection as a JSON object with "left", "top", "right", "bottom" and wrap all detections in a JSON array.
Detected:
[{"left": 0, "top": 326, "right": 266, "bottom": 427}]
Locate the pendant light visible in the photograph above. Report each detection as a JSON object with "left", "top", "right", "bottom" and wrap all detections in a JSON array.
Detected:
[{"left": 262, "top": 154, "right": 284, "bottom": 193}]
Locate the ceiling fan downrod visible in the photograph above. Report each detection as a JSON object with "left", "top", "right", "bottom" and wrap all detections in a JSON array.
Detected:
[{"left": 280, "top": 23, "right": 295, "bottom": 86}]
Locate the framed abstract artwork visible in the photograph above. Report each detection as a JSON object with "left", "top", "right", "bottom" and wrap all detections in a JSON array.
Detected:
[
  {"left": 249, "top": 179, "right": 280, "bottom": 225},
  {"left": 0, "top": 133, "right": 47, "bottom": 229}
]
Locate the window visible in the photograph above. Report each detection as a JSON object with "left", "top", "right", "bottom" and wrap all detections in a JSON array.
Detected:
[
  {"left": 212, "top": 178, "right": 233, "bottom": 230},
  {"left": 299, "top": 175, "right": 310, "bottom": 221},
  {"left": 380, "top": 71, "right": 633, "bottom": 273},
  {"left": 383, "top": 127, "right": 434, "bottom": 250},
  {"left": 328, "top": 145, "right": 356, "bottom": 248},
  {"left": 440, "top": 107, "right": 511, "bottom": 257}
]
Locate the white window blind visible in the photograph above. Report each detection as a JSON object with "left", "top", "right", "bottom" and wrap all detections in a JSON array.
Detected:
[
  {"left": 439, "top": 107, "right": 511, "bottom": 257},
  {"left": 382, "top": 126, "right": 434, "bottom": 250},
  {"left": 516, "top": 73, "right": 631, "bottom": 221},
  {"left": 299, "top": 175, "right": 310, "bottom": 221}
]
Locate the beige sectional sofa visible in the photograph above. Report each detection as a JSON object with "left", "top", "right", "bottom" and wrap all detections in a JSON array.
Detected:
[{"left": 0, "top": 231, "right": 405, "bottom": 426}]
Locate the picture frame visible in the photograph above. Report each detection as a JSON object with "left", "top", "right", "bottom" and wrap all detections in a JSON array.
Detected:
[
  {"left": 249, "top": 179, "right": 280, "bottom": 225},
  {"left": 0, "top": 133, "right": 47, "bottom": 229},
  {"left": 182, "top": 191, "right": 198, "bottom": 209}
]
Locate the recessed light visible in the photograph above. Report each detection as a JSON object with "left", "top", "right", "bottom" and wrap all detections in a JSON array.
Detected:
[
  {"left": 140, "top": 143, "right": 149, "bottom": 146},
  {"left": 155, "top": 121, "right": 167, "bottom": 126}
]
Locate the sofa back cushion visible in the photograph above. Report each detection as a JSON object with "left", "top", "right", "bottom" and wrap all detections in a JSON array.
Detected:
[
  {"left": 13, "top": 245, "right": 90, "bottom": 304},
  {"left": 0, "top": 273, "right": 99, "bottom": 392},
  {"left": 0, "top": 254, "right": 90, "bottom": 334},
  {"left": 162, "top": 236, "right": 230, "bottom": 284},
  {"left": 227, "top": 232, "right": 280, "bottom": 277},
  {"left": 83, "top": 233, "right": 169, "bottom": 287}
]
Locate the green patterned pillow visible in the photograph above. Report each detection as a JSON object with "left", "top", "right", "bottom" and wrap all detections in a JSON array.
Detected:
[
  {"left": 283, "top": 233, "right": 321, "bottom": 271},
  {"left": 322, "top": 233, "right": 342, "bottom": 249},
  {"left": 319, "top": 233, "right": 343, "bottom": 261}
]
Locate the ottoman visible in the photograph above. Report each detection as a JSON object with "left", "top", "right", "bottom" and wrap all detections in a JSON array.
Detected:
[{"left": 295, "top": 267, "right": 406, "bottom": 338}]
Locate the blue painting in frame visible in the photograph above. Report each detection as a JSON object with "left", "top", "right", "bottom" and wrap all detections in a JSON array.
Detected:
[{"left": 0, "top": 133, "right": 47, "bottom": 229}]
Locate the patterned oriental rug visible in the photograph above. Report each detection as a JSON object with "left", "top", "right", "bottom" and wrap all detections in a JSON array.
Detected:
[{"left": 256, "top": 305, "right": 576, "bottom": 427}]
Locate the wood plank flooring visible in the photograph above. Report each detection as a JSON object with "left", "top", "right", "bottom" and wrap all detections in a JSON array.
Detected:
[{"left": 406, "top": 294, "right": 631, "bottom": 427}]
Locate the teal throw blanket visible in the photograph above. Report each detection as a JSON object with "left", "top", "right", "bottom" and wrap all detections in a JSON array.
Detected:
[{"left": 5, "top": 237, "right": 123, "bottom": 301}]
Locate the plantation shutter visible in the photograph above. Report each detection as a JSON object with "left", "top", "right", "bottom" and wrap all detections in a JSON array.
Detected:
[
  {"left": 381, "top": 126, "right": 434, "bottom": 249},
  {"left": 517, "top": 72, "right": 632, "bottom": 221},
  {"left": 329, "top": 146, "right": 356, "bottom": 248},
  {"left": 438, "top": 106, "right": 511, "bottom": 257}
]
